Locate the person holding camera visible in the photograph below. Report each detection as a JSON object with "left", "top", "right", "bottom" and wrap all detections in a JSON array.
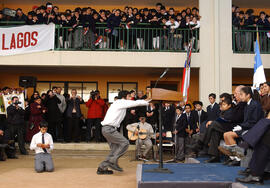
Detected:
[
  {"left": 66, "top": 89, "right": 84, "bottom": 142},
  {"left": 86, "top": 90, "right": 105, "bottom": 142},
  {"left": 44, "top": 90, "right": 61, "bottom": 141},
  {"left": 6, "top": 96, "right": 28, "bottom": 155}
]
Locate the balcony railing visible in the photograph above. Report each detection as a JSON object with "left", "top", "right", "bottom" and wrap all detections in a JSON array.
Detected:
[
  {"left": 0, "top": 21, "right": 199, "bottom": 52},
  {"left": 232, "top": 26, "right": 270, "bottom": 54}
]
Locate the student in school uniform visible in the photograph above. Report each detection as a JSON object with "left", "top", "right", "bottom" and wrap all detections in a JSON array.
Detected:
[
  {"left": 191, "top": 101, "right": 208, "bottom": 134},
  {"left": 207, "top": 93, "right": 221, "bottom": 121},
  {"left": 173, "top": 106, "right": 188, "bottom": 162},
  {"left": 30, "top": 120, "right": 54, "bottom": 173}
]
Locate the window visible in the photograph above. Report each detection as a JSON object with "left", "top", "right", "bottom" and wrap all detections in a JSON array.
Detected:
[
  {"left": 107, "top": 82, "right": 137, "bottom": 103},
  {"left": 35, "top": 81, "right": 97, "bottom": 101}
]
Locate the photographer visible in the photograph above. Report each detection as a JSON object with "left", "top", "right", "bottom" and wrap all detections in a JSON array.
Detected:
[
  {"left": 44, "top": 90, "right": 61, "bottom": 141},
  {"left": 66, "top": 89, "right": 84, "bottom": 142},
  {"left": 6, "top": 96, "right": 28, "bottom": 155},
  {"left": 85, "top": 90, "right": 105, "bottom": 142}
]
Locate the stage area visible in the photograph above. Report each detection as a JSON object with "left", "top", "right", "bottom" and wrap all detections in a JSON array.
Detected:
[{"left": 137, "top": 160, "right": 270, "bottom": 188}]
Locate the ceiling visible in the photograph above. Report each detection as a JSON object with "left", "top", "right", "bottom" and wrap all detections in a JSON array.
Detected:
[
  {"left": 0, "top": 66, "right": 199, "bottom": 77},
  {"left": 233, "top": 0, "right": 270, "bottom": 8}
]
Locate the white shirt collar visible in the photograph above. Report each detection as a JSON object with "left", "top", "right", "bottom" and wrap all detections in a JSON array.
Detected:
[{"left": 247, "top": 99, "right": 252, "bottom": 105}]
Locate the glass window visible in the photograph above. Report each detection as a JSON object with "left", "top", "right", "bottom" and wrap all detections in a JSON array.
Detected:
[
  {"left": 82, "top": 83, "right": 97, "bottom": 102},
  {"left": 107, "top": 82, "right": 137, "bottom": 103},
  {"left": 68, "top": 83, "right": 82, "bottom": 98},
  {"left": 36, "top": 82, "right": 50, "bottom": 95},
  {"left": 123, "top": 83, "right": 137, "bottom": 91},
  {"left": 108, "top": 83, "right": 122, "bottom": 103}
]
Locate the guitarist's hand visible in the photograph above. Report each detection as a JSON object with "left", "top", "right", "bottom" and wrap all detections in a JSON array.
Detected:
[{"left": 135, "top": 130, "right": 139, "bottom": 136}]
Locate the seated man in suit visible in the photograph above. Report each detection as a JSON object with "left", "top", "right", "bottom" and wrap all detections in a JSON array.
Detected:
[
  {"left": 207, "top": 93, "right": 221, "bottom": 122},
  {"left": 236, "top": 128, "right": 270, "bottom": 185},
  {"left": 126, "top": 113, "right": 155, "bottom": 160}
]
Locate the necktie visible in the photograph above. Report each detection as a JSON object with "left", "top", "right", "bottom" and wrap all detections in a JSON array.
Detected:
[{"left": 42, "top": 134, "right": 47, "bottom": 153}]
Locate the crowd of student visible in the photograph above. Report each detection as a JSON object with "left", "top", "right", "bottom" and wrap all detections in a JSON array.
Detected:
[
  {"left": 0, "top": 2, "right": 200, "bottom": 51},
  {"left": 1, "top": 84, "right": 270, "bottom": 183},
  {"left": 232, "top": 5, "right": 270, "bottom": 52}
]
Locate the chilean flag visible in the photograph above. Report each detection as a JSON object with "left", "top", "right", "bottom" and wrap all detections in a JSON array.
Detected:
[
  {"left": 253, "top": 33, "right": 266, "bottom": 89},
  {"left": 181, "top": 40, "right": 193, "bottom": 103}
]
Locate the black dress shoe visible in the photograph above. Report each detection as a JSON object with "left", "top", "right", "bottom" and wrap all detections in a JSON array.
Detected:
[
  {"left": 236, "top": 174, "right": 263, "bottom": 185},
  {"left": 223, "top": 159, "right": 233, "bottom": 165},
  {"left": 96, "top": 167, "right": 113, "bottom": 175},
  {"left": 228, "top": 160, "right": 240, "bottom": 166},
  {"left": 205, "top": 156, "right": 220, "bottom": 163},
  {"left": 238, "top": 168, "right": 251, "bottom": 176},
  {"left": 108, "top": 162, "right": 123, "bottom": 172}
]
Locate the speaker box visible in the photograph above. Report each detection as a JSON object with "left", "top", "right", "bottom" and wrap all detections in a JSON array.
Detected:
[{"left": 19, "top": 76, "right": 37, "bottom": 88}]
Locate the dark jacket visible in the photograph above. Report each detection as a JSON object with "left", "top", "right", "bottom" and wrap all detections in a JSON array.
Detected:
[
  {"left": 240, "top": 100, "right": 264, "bottom": 131},
  {"left": 175, "top": 114, "right": 188, "bottom": 137},
  {"left": 183, "top": 112, "right": 194, "bottom": 131},
  {"left": 66, "top": 97, "right": 84, "bottom": 118},
  {"left": 107, "top": 14, "right": 121, "bottom": 31},
  {"left": 7, "top": 105, "right": 25, "bottom": 125},
  {"left": 162, "top": 105, "right": 175, "bottom": 132},
  {"left": 242, "top": 118, "right": 270, "bottom": 148},
  {"left": 216, "top": 108, "right": 234, "bottom": 131},
  {"left": 262, "top": 128, "right": 270, "bottom": 148},
  {"left": 44, "top": 95, "right": 61, "bottom": 122},
  {"left": 207, "top": 103, "right": 221, "bottom": 121},
  {"left": 146, "top": 105, "right": 158, "bottom": 126},
  {"left": 82, "top": 14, "right": 96, "bottom": 33},
  {"left": 191, "top": 109, "right": 208, "bottom": 131},
  {"left": 231, "top": 102, "right": 246, "bottom": 125}
]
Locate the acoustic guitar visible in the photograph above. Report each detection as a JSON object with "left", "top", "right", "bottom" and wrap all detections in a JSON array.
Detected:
[{"left": 128, "top": 129, "right": 148, "bottom": 141}]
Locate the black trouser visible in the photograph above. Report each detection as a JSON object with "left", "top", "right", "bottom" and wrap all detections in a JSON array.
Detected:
[
  {"left": 0, "top": 135, "right": 16, "bottom": 159},
  {"left": 249, "top": 143, "right": 270, "bottom": 177},
  {"left": 48, "top": 120, "right": 62, "bottom": 141},
  {"left": 67, "top": 114, "right": 80, "bottom": 142},
  {"left": 200, "top": 121, "right": 226, "bottom": 157},
  {"left": 6, "top": 123, "right": 27, "bottom": 154},
  {"left": 88, "top": 118, "right": 102, "bottom": 142}
]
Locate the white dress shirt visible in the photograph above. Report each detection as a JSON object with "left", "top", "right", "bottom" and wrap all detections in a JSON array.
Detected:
[
  {"left": 30, "top": 132, "right": 54, "bottom": 154},
  {"left": 101, "top": 99, "right": 149, "bottom": 128}
]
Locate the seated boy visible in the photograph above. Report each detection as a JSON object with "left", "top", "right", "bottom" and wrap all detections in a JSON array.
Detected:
[
  {"left": 30, "top": 120, "right": 54, "bottom": 173},
  {"left": 126, "top": 113, "right": 155, "bottom": 160}
]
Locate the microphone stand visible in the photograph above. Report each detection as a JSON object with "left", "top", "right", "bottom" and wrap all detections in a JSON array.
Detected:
[{"left": 145, "top": 68, "right": 173, "bottom": 174}]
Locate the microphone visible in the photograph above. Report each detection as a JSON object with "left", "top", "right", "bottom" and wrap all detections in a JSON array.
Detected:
[
  {"left": 159, "top": 68, "right": 170, "bottom": 79},
  {"left": 154, "top": 68, "right": 170, "bottom": 88}
]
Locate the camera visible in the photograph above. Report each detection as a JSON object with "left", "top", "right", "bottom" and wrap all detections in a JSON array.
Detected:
[
  {"left": 14, "top": 101, "right": 22, "bottom": 105},
  {"left": 90, "top": 91, "right": 97, "bottom": 100}
]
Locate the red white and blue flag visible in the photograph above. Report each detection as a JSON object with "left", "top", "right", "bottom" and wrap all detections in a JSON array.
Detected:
[{"left": 181, "top": 39, "right": 193, "bottom": 103}]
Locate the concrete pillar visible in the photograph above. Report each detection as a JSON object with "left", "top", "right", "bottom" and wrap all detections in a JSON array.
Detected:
[{"left": 199, "top": 0, "right": 232, "bottom": 107}]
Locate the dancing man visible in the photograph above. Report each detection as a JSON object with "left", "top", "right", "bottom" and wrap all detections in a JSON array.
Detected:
[{"left": 97, "top": 90, "right": 151, "bottom": 175}]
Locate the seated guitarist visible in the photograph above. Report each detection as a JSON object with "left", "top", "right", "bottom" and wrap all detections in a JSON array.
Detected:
[{"left": 126, "top": 113, "right": 155, "bottom": 160}]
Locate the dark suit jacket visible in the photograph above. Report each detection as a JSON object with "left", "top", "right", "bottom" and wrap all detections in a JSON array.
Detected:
[
  {"left": 207, "top": 103, "right": 221, "bottom": 121},
  {"left": 191, "top": 110, "right": 208, "bottom": 131},
  {"left": 146, "top": 106, "right": 158, "bottom": 126},
  {"left": 242, "top": 118, "right": 270, "bottom": 148},
  {"left": 240, "top": 100, "right": 264, "bottom": 131},
  {"left": 262, "top": 129, "right": 270, "bottom": 148},
  {"left": 162, "top": 105, "right": 175, "bottom": 132},
  {"left": 231, "top": 102, "right": 246, "bottom": 125},
  {"left": 175, "top": 114, "right": 188, "bottom": 137}
]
